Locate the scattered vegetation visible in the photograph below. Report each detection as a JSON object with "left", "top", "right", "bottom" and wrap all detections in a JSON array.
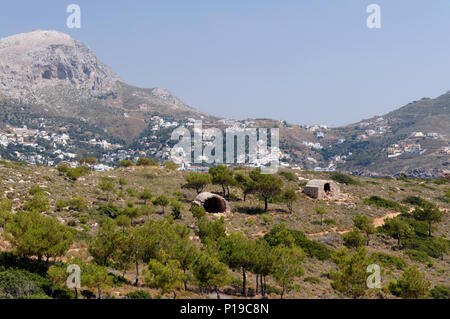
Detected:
[{"left": 0, "top": 160, "right": 447, "bottom": 299}]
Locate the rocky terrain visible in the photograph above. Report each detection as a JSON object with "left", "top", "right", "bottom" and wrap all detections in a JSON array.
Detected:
[
  {"left": 0, "top": 160, "right": 448, "bottom": 299},
  {"left": 0, "top": 30, "right": 120, "bottom": 105}
]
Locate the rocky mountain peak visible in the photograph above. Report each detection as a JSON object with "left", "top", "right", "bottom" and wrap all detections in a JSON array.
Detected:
[
  {"left": 148, "top": 88, "right": 188, "bottom": 109},
  {"left": 0, "top": 30, "right": 121, "bottom": 105}
]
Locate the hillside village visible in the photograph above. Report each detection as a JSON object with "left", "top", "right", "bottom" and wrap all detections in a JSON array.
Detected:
[{"left": 0, "top": 116, "right": 295, "bottom": 173}]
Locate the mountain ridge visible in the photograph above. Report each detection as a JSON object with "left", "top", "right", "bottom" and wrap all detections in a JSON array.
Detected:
[
  {"left": 0, "top": 30, "right": 448, "bottom": 177},
  {"left": 0, "top": 30, "right": 216, "bottom": 143}
]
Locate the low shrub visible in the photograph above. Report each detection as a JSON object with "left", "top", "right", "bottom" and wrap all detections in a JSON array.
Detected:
[
  {"left": 388, "top": 268, "right": 430, "bottom": 299},
  {"left": 330, "top": 172, "right": 360, "bottom": 185},
  {"left": 363, "top": 196, "right": 408, "bottom": 213},
  {"left": 289, "top": 229, "right": 332, "bottom": 261},
  {"left": 190, "top": 206, "right": 206, "bottom": 219},
  {"left": 0, "top": 269, "right": 46, "bottom": 298},
  {"left": 303, "top": 277, "right": 321, "bottom": 284},
  {"left": 125, "top": 290, "right": 152, "bottom": 299},
  {"left": 323, "top": 219, "right": 337, "bottom": 226},
  {"left": 405, "top": 250, "right": 429, "bottom": 263},
  {"left": 278, "top": 171, "right": 296, "bottom": 182},
  {"left": 370, "top": 252, "right": 406, "bottom": 270},
  {"left": 402, "top": 196, "right": 431, "bottom": 208},
  {"left": 430, "top": 286, "right": 450, "bottom": 299}
]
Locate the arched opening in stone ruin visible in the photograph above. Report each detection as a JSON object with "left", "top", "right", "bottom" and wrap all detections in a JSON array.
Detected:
[
  {"left": 324, "top": 183, "right": 331, "bottom": 193},
  {"left": 203, "top": 197, "right": 227, "bottom": 213}
]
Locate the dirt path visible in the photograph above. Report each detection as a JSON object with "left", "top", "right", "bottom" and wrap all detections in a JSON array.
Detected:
[
  {"left": 306, "top": 211, "right": 402, "bottom": 238},
  {"left": 372, "top": 212, "right": 401, "bottom": 227}
]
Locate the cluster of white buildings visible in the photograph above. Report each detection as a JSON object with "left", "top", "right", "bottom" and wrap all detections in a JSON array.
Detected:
[
  {"left": 87, "top": 139, "right": 121, "bottom": 150},
  {"left": 387, "top": 142, "right": 425, "bottom": 158},
  {"left": 302, "top": 141, "right": 323, "bottom": 149},
  {"left": 150, "top": 116, "right": 179, "bottom": 131},
  {"left": 356, "top": 117, "right": 391, "bottom": 140},
  {"left": 410, "top": 131, "right": 443, "bottom": 139},
  {"left": 439, "top": 146, "right": 450, "bottom": 155},
  {"left": 0, "top": 125, "right": 72, "bottom": 148}
]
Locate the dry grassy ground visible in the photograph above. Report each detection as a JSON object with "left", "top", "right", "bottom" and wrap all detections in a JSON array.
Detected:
[{"left": 0, "top": 160, "right": 448, "bottom": 299}]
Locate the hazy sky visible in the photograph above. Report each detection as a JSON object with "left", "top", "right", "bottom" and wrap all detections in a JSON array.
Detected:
[{"left": 1, "top": 0, "right": 450, "bottom": 126}]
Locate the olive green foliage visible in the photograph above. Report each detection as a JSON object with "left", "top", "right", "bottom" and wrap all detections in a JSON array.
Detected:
[
  {"left": 430, "top": 286, "right": 450, "bottom": 300},
  {"left": 191, "top": 251, "right": 229, "bottom": 296},
  {"left": 364, "top": 196, "right": 408, "bottom": 213},
  {"left": 144, "top": 259, "right": 186, "bottom": 298},
  {"left": 402, "top": 196, "right": 431, "bottom": 208},
  {"left": 218, "top": 232, "right": 254, "bottom": 296},
  {"left": 4, "top": 211, "right": 73, "bottom": 261},
  {"left": 234, "top": 172, "right": 252, "bottom": 201},
  {"left": 272, "top": 246, "right": 304, "bottom": 299},
  {"left": 264, "top": 223, "right": 295, "bottom": 247},
  {"left": 29, "top": 185, "right": 46, "bottom": 196},
  {"left": 138, "top": 189, "right": 153, "bottom": 204},
  {"left": 98, "top": 177, "right": 115, "bottom": 193},
  {"left": 209, "top": 165, "right": 236, "bottom": 199},
  {"left": 353, "top": 214, "right": 375, "bottom": 245},
  {"left": 412, "top": 205, "right": 443, "bottom": 237},
  {"left": 47, "top": 263, "right": 69, "bottom": 297},
  {"left": 137, "top": 157, "right": 158, "bottom": 166},
  {"left": 119, "top": 160, "right": 134, "bottom": 167},
  {"left": 184, "top": 172, "right": 212, "bottom": 194},
  {"left": 330, "top": 172, "right": 360, "bottom": 185},
  {"left": 24, "top": 194, "right": 50, "bottom": 213},
  {"left": 170, "top": 200, "right": 182, "bottom": 220},
  {"left": 190, "top": 206, "right": 206, "bottom": 219},
  {"left": 388, "top": 267, "right": 430, "bottom": 299},
  {"left": 342, "top": 228, "right": 367, "bottom": 249},
  {"left": 69, "top": 196, "right": 88, "bottom": 211},
  {"left": 383, "top": 217, "right": 414, "bottom": 246},
  {"left": 122, "top": 201, "right": 141, "bottom": 222},
  {"left": 0, "top": 269, "right": 45, "bottom": 298},
  {"left": 125, "top": 290, "right": 152, "bottom": 299},
  {"left": 248, "top": 169, "right": 282, "bottom": 212},
  {"left": 278, "top": 171, "right": 296, "bottom": 182},
  {"left": 330, "top": 247, "right": 370, "bottom": 298},
  {"left": 370, "top": 252, "right": 406, "bottom": 270},
  {"left": 304, "top": 276, "right": 321, "bottom": 284},
  {"left": 81, "top": 261, "right": 112, "bottom": 299},
  {"left": 196, "top": 217, "right": 226, "bottom": 245},
  {"left": 88, "top": 219, "right": 122, "bottom": 266},
  {"left": 282, "top": 187, "right": 298, "bottom": 213},
  {"left": 58, "top": 164, "right": 89, "bottom": 180},
  {"left": 264, "top": 224, "right": 331, "bottom": 261},
  {"left": 315, "top": 207, "right": 327, "bottom": 225},
  {"left": 251, "top": 239, "right": 275, "bottom": 297},
  {"left": 97, "top": 203, "right": 121, "bottom": 219},
  {"left": 152, "top": 195, "right": 170, "bottom": 214},
  {"left": 79, "top": 157, "right": 98, "bottom": 166},
  {"left": 164, "top": 161, "right": 179, "bottom": 170},
  {"left": 55, "top": 200, "right": 68, "bottom": 212}
]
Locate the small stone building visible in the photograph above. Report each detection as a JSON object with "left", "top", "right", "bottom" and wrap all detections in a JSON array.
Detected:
[
  {"left": 303, "top": 180, "right": 340, "bottom": 200},
  {"left": 192, "top": 192, "right": 230, "bottom": 213}
]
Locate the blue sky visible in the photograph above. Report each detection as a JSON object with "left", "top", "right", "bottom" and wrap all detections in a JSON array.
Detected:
[{"left": 1, "top": 0, "right": 450, "bottom": 126}]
